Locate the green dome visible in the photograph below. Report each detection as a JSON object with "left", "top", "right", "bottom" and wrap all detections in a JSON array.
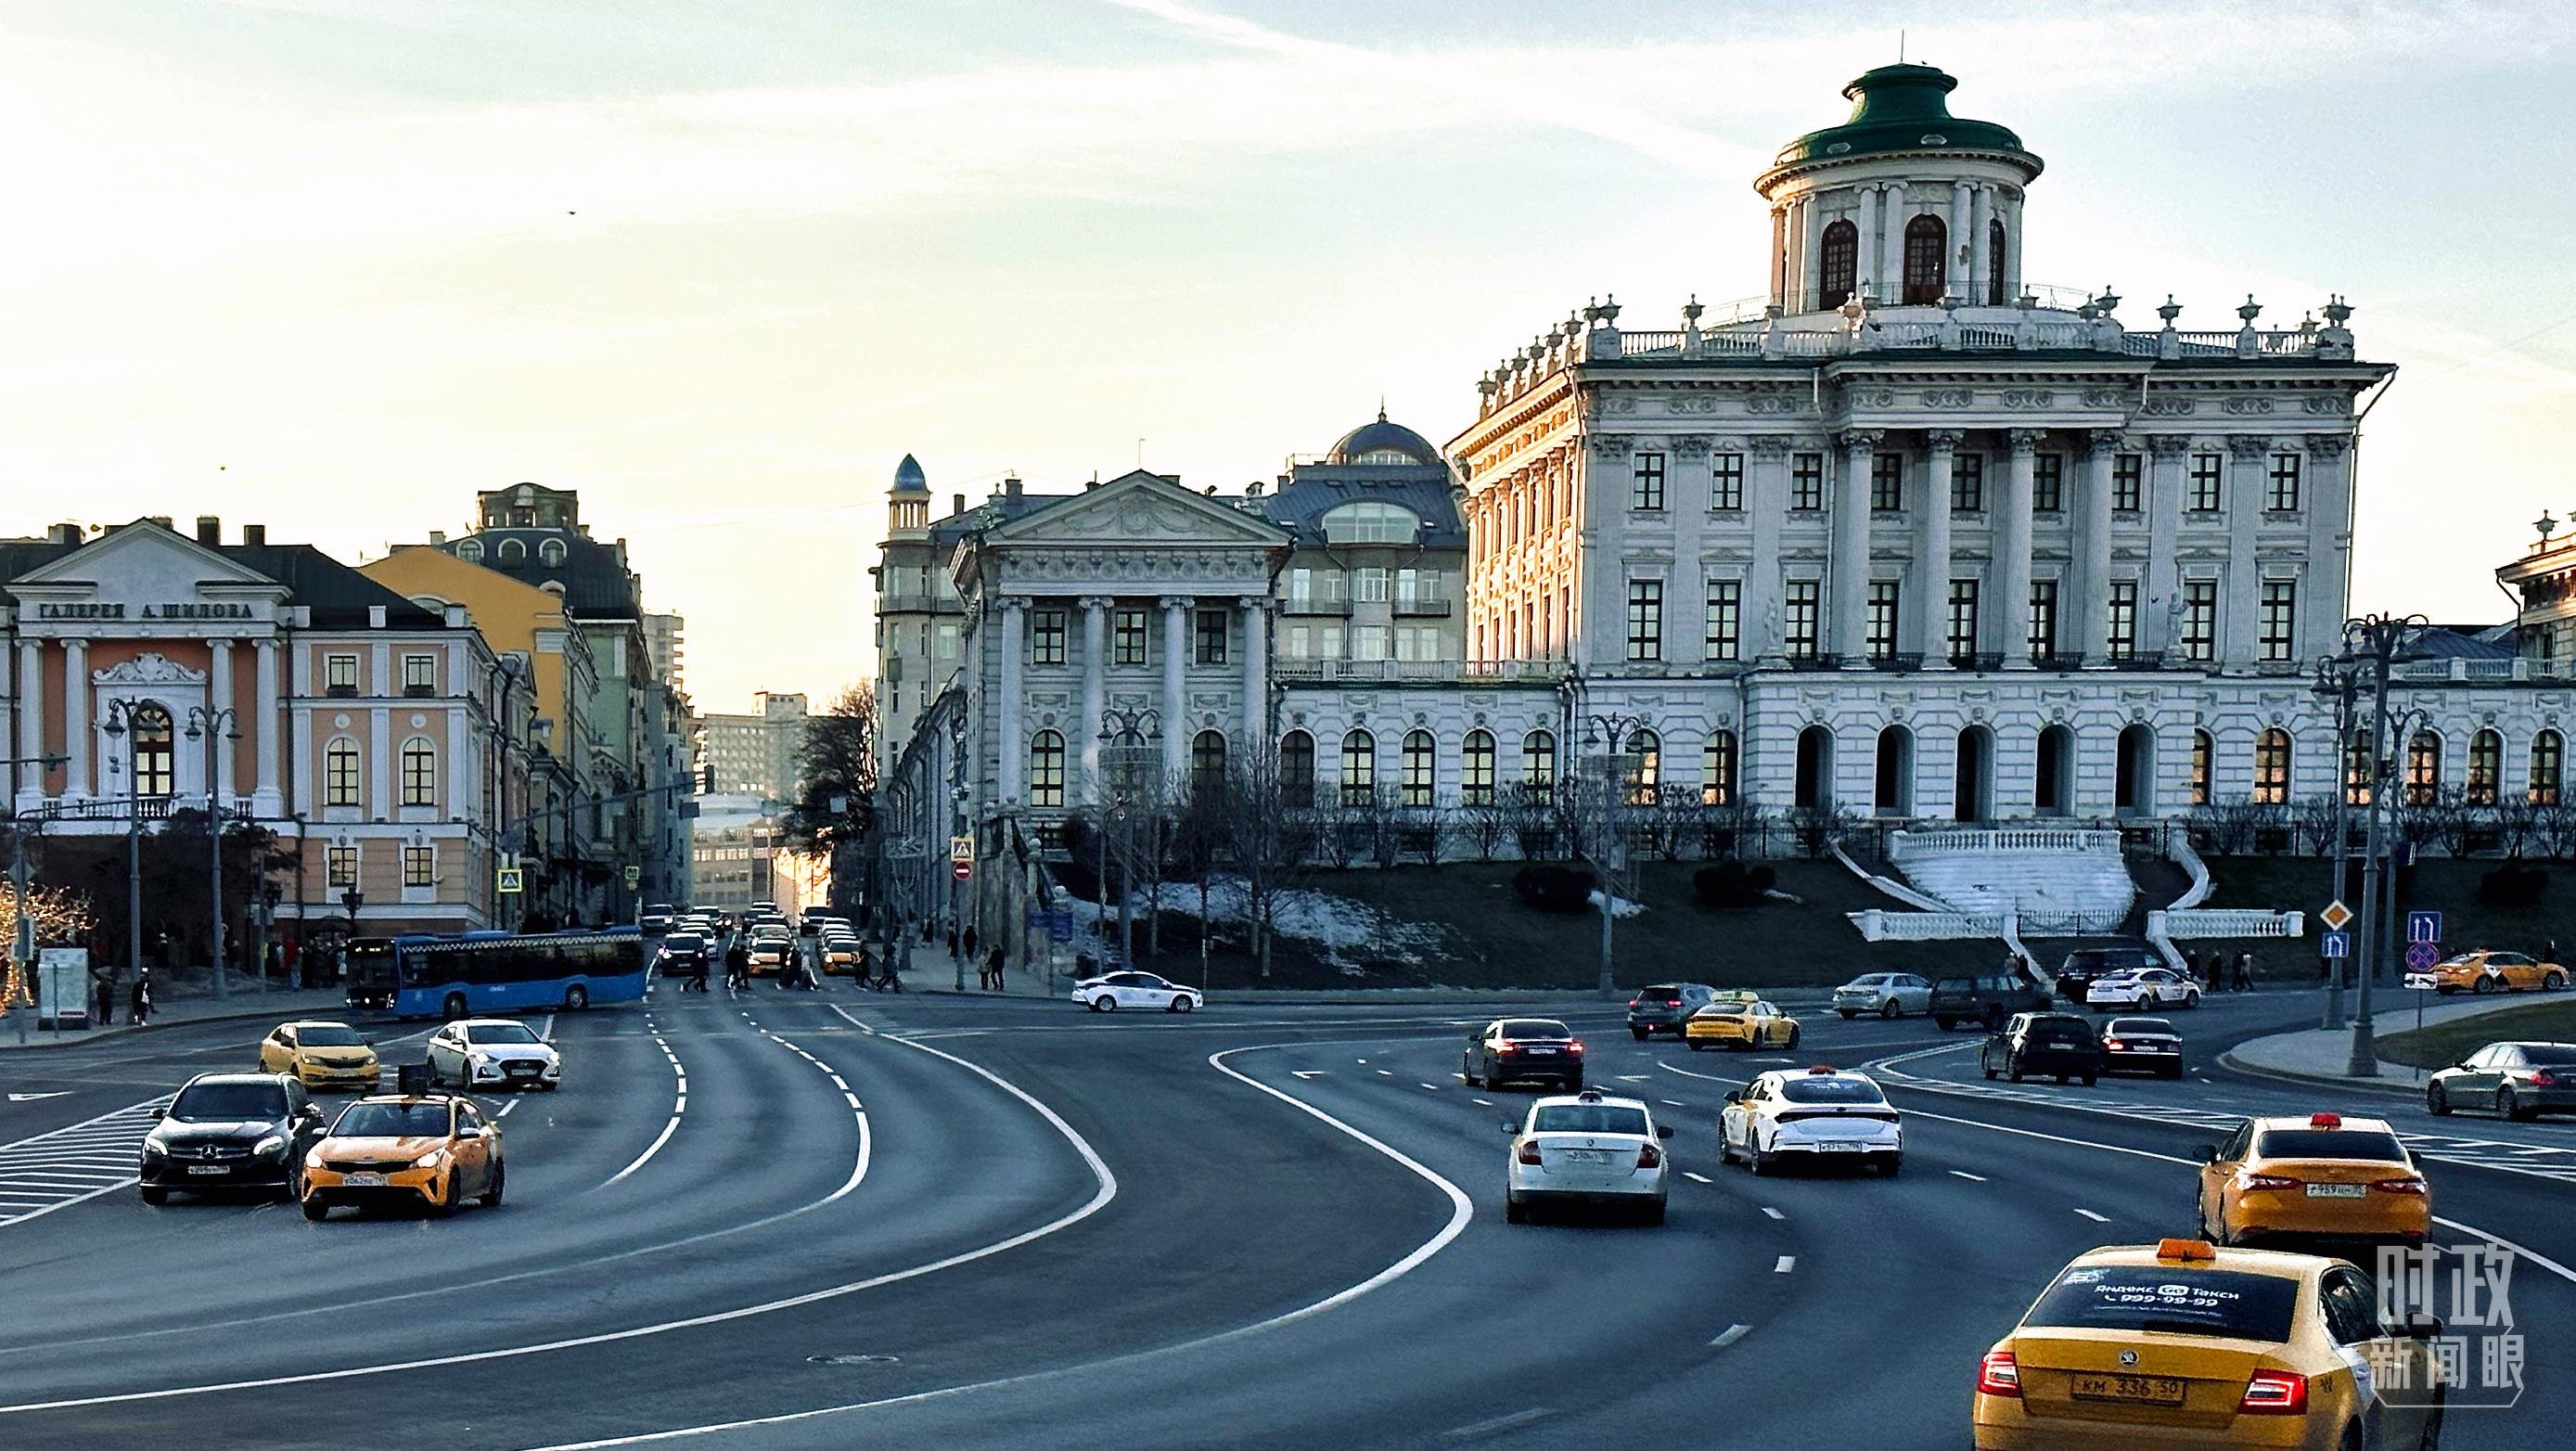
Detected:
[{"left": 1759, "top": 64, "right": 2040, "bottom": 192}]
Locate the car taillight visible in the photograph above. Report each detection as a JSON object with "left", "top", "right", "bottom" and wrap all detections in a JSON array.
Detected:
[
  {"left": 2238, "top": 1369, "right": 2307, "bottom": 1416},
  {"left": 1976, "top": 1351, "right": 2021, "bottom": 1398},
  {"left": 2371, "top": 1176, "right": 2428, "bottom": 1196},
  {"left": 1500, "top": 1043, "right": 1520, "bottom": 1054},
  {"left": 1637, "top": 1142, "right": 1662, "bottom": 1168},
  {"left": 1627, "top": 999, "right": 1641, "bottom": 1008},
  {"left": 1516, "top": 1140, "right": 1542, "bottom": 1165},
  {"left": 2533, "top": 1071, "right": 2558, "bottom": 1087},
  {"left": 1569, "top": 1041, "right": 1585, "bottom": 1055},
  {"left": 2103, "top": 1038, "right": 2123, "bottom": 1050},
  {"left": 2238, "top": 1173, "right": 2300, "bottom": 1192}
]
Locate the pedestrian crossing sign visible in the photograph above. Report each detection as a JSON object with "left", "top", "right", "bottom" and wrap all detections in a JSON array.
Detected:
[{"left": 497, "top": 867, "right": 524, "bottom": 895}]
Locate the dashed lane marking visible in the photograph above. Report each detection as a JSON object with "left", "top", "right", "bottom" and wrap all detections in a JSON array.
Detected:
[
  {"left": 1417, "top": 1083, "right": 1441, "bottom": 1091},
  {"left": 2073, "top": 1208, "right": 2109, "bottom": 1223},
  {"left": 1471, "top": 1098, "right": 1493, "bottom": 1107},
  {"left": 1710, "top": 1323, "right": 1753, "bottom": 1350},
  {"left": 1774, "top": 1255, "right": 1795, "bottom": 1274},
  {"left": 1760, "top": 1206, "right": 1784, "bottom": 1220},
  {"left": 1661, "top": 1099, "right": 1687, "bottom": 1107},
  {"left": 1950, "top": 1170, "right": 1990, "bottom": 1182},
  {"left": 1442, "top": 1408, "right": 1553, "bottom": 1443},
  {"left": 1682, "top": 1171, "right": 1713, "bottom": 1185},
  {"left": 1290, "top": 1071, "right": 1326, "bottom": 1080}
]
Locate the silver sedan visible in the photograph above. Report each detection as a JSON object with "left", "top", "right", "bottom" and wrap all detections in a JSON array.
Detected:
[{"left": 1832, "top": 971, "right": 1932, "bottom": 1020}]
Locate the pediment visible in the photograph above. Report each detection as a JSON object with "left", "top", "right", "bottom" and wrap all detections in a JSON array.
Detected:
[
  {"left": 991, "top": 472, "right": 1289, "bottom": 549},
  {"left": 15, "top": 520, "right": 283, "bottom": 601}
]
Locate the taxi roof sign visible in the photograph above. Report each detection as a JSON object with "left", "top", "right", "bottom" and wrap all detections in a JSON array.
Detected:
[
  {"left": 2310, "top": 1111, "right": 2342, "bottom": 1128},
  {"left": 2156, "top": 1238, "right": 2218, "bottom": 1262}
]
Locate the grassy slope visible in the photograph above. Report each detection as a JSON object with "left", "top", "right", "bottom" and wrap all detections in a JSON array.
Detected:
[
  {"left": 2199, "top": 856, "right": 2576, "bottom": 979},
  {"left": 2375, "top": 997, "right": 2576, "bottom": 1069}
]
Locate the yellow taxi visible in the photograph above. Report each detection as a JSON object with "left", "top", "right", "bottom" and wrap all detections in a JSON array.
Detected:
[
  {"left": 256, "top": 1021, "right": 382, "bottom": 1092},
  {"left": 1974, "top": 1239, "right": 2442, "bottom": 1449},
  {"left": 301, "top": 1091, "right": 505, "bottom": 1221},
  {"left": 2196, "top": 1113, "right": 2429, "bottom": 1248},
  {"left": 1684, "top": 996, "right": 1801, "bottom": 1052},
  {"left": 2428, "top": 949, "right": 2567, "bottom": 995}
]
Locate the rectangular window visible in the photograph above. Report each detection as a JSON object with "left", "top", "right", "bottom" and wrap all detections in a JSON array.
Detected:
[
  {"left": 1625, "top": 580, "right": 1663, "bottom": 661},
  {"left": 1195, "top": 610, "right": 1228, "bottom": 665},
  {"left": 327, "top": 846, "right": 358, "bottom": 890},
  {"left": 934, "top": 623, "right": 958, "bottom": 660},
  {"left": 2266, "top": 454, "right": 2301, "bottom": 512},
  {"left": 1870, "top": 453, "right": 1903, "bottom": 512},
  {"left": 2028, "top": 581, "right": 2059, "bottom": 661},
  {"left": 1947, "top": 580, "right": 1980, "bottom": 663},
  {"left": 403, "top": 845, "right": 435, "bottom": 889},
  {"left": 325, "top": 654, "right": 360, "bottom": 695},
  {"left": 1790, "top": 454, "right": 1825, "bottom": 512},
  {"left": 2112, "top": 453, "right": 2144, "bottom": 513},
  {"left": 1356, "top": 568, "right": 1390, "bottom": 603},
  {"left": 1704, "top": 581, "right": 1741, "bottom": 661},
  {"left": 1287, "top": 567, "right": 1314, "bottom": 606},
  {"left": 2108, "top": 581, "right": 2138, "bottom": 659},
  {"left": 1709, "top": 453, "right": 1745, "bottom": 511},
  {"left": 2187, "top": 453, "right": 2223, "bottom": 511},
  {"left": 2261, "top": 581, "right": 2298, "bottom": 661},
  {"left": 1352, "top": 625, "right": 1390, "bottom": 661},
  {"left": 1031, "top": 609, "right": 1068, "bottom": 665},
  {"left": 402, "top": 654, "right": 439, "bottom": 694},
  {"left": 1785, "top": 581, "right": 1821, "bottom": 661},
  {"left": 2182, "top": 582, "right": 2218, "bottom": 661},
  {"left": 1631, "top": 453, "right": 1666, "bottom": 511},
  {"left": 1865, "top": 581, "right": 1900, "bottom": 662},
  {"left": 1113, "top": 610, "right": 1147, "bottom": 665},
  {"left": 1951, "top": 454, "right": 1985, "bottom": 512},
  {"left": 2032, "top": 453, "right": 2065, "bottom": 513}
]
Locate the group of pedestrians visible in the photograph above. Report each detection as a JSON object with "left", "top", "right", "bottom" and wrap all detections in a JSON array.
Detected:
[
  {"left": 91, "top": 969, "right": 151, "bottom": 1028},
  {"left": 2183, "top": 949, "right": 2258, "bottom": 993}
]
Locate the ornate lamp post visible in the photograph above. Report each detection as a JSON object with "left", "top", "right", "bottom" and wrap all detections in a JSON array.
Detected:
[
  {"left": 1573, "top": 704, "right": 1649, "bottom": 1000},
  {"left": 99, "top": 698, "right": 155, "bottom": 995},
  {"left": 184, "top": 707, "right": 242, "bottom": 996},
  {"left": 2340, "top": 613, "right": 2430, "bottom": 1077}
]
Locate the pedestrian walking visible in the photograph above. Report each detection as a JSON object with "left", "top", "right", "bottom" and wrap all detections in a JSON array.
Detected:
[
  {"left": 962, "top": 925, "right": 979, "bottom": 962},
  {"left": 686, "top": 947, "right": 710, "bottom": 994},
  {"left": 945, "top": 926, "right": 960, "bottom": 960},
  {"left": 855, "top": 943, "right": 876, "bottom": 991},
  {"left": 94, "top": 972, "right": 114, "bottom": 1026},
  {"left": 724, "top": 939, "right": 750, "bottom": 995},
  {"left": 984, "top": 944, "right": 1006, "bottom": 992},
  {"left": 130, "top": 971, "right": 152, "bottom": 1028},
  {"left": 2232, "top": 951, "right": 2255, "bottom": 993},
  {"left": 2548, "top": 938, "right": 2561, "bottom": 966},
  {"left": 2184, "top": 949, "right": 2203, "bottom": 985}
]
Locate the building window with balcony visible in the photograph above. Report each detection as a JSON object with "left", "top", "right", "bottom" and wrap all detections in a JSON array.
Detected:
[
  {"left": 2189, "top": 730, "right": 2214, "bottom": 806},
  {"left": 1703, "top": 731, "right": 1739, "bottom": 806},
  {"left": 1113, "top": 610, "right": 1148, "bottom": 666},
  {"left": 1279, "top": 730, "right": 1315, "bottom": 803},
  {"left": 403, "top": 654, "right": 439, "bottom": 695},
  {"left": 2405, "top": 730, "right": 2442, "bottom": 807},
  {"left": 2253, "top": 728, "right": 2292, "bottom": 805},
  {"left": 1947, "top": 580, "right": 1980, "bottom": 663},
  {"left": 1461, "top": 729, "right": 1497, "bottom": 806},
  {"left": 1028, "top": 731, "right": 1065, "bottom": 807},
  {"left": 1870, "top": 454, "right": 1903, "bottom": 512},
  {"left": 325, "top": 738, "right": 362, "bottom": 807},
  {"left": 1951, "top": 454, "right": 1985, "bottom": 512},
  {"left": 327, "top": 845, "right": 359, "bottom": 890},
  {"left": 2531, "top": 729, "right": 2564, "bottom": 805},
  {"left": 1784, "top": 581, "right": 1820, "bottom": 661},
  {"left": 1626, "top": 580, "right": 1663, "bottom": 661},
  {"left": 1790, "top": 454, "right": 1825, "bottom": 511},
  {"left": 1710, "top": 453, "right": 1745, "bottom": 511},
  {"left": 2266, "top": 453, "right": 2301, "bottom": 512},
  {"left": 2467, "top": 728, "right": 2503, "bottom": 806},
  {"left": 2032, "top": 454, "right": 2065, "bottom": 514},
  {"left": 2027, "top": 581, "right": 2059, "bottom": 661},
  {"left": 1902, "top": 213, "right": 1947, "bottom": 304},
  {"left": 1032, "top": 609, "right": 1068, "bottom": 665},
  {"left": 2260, "top": 581, "right": 2297, "bottom": 661},
  {"left": 1339, "top": 730, "right": 1376, "bottom": 806},
  {"left": 1819, "top": 219, "right": 1858, "bottom": 309},
  {"left": 2182, "top": 582, "right": 2218, "bottom": 662},
  {"left": 326, "top": 654, "right": 360, "bottom": 696},
  {"left": 2108, "top": 581, "right": 2138, "bottom": 660},
  {"left": 1400, "top": 730, "right": 1436, "bottom": 808},
  {"left": 404, "top": 845, "right": 436, "bottom": 889},
  {"left": 1195, "top": 610, "right": 1228, "bottom": 665},
  {"left": 400, "top": 737, "right": 438, "bottom": 807},
  {"left": 1631, "top": 453, "right": 1666, "bottom": 511},
  {"left": 2113, "top": 454, "right": 2144, "bottom": 513},
  {"left": 1705, "top": 580, "right": 1741, "bottom": 661},
  {"left": 1865, "top": 581, "right": 1900, "bottom": 662},
  {"left": 2187, "top": 454, "right": 2223, "bottom": 512}
]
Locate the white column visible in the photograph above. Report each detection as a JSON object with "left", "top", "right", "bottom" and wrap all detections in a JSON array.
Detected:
[
  {"left": 1879, "top": 184, "right": 1907, "bottom": 298},
  {"left": 14, "top": 641, "right": 43, "bottom": 812},
  {"left": 1831, "top": 429, "right": 1878, "bottom": 666},
  {"left": 997, "top": 599, "right": 1025, "bottom": 803},
  {"left": 1747, "top": 439, "right": 1789, "bottom": 661},
  {"left": 1770, "top": 206, "right": 1788, "bottom": 306},
  {"left": 2143, "top": 438, "right": 2188, "bottom": 656},
  {"left": 1078, "top": 597, "right": 1108, "bottom": 803},
  {"left": 210, "top": 639, "right": 237, "bottom": 800},
  {"left": 1160, "top": 596, "right": 1190, "bottom": 783},
  {"left": 2078, "top": 431, "right": 2119, "bottom": 666},
  {"left": 1917, "top": 432, "right": 1959, "bottom": 668},
  {"left": 62, "top": 638, "right": 89, "bottom": 797},
  {"left": 1795, "top": 194, "right": 1819, "bottom": 312},
  {"left": 1995, "top": 430, "right": 2042, "bottom": 667},
  {"left": 2221, "top": 437, "right": 2271, "bottom": 667},
  {"left": 2304, "top": 436, "right": 2354, "bottom": 656},
  {"left": 2002, "top": 193, "right": 2024, "bottom": 301},
  {"left": 1947, "top": 180, "right": 1972, "bottom": 299},
  {"left": 1239, "top": 597, "right": 1268, "bottom": 746},
  {"left": 369, "top": 705, "right": 391, "bottom": 815},
  {"left": 1856, "top": 185, "right": 1882, "bottom": 301},
  {"left": 253, "top": 637, "right": 283, "bottom": 813}
]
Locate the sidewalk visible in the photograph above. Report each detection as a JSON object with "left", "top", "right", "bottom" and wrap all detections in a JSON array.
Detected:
[
  {"left": 0, "top": 983, "right": 348, "bottom": 1052},
  {"left": 2219, "top": 992, "right": 2539, "bottom": 1093},
  {"left": 886, "top": 949, "right": 1835, "bottom": 1009}
]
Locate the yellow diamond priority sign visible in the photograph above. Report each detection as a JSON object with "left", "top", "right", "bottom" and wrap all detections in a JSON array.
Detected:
[{"left": 2320, "top": 899, "right": 2353, "bottom": 932}]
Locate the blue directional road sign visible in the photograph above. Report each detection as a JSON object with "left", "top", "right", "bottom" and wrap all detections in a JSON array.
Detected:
[
  {"left": 2407, "top": 911, "right": 2442, "bottom": 944},
  {"left": 2320, "top": 931, "right": 2350, "bottom": 960},
  {"left": 2405, "top": 941, "right": 2440, "bottom": 973},
  {"left": 1046, "top": 909, "right": 1075, "bottom": 944}
]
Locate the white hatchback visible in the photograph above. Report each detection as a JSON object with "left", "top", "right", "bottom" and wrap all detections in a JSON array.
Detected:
[
  {"left": 1719, "top": 1066, "right": 1902, "bottom": 1175},
  {"left": 426, "top": 1019, "right": 562, "bottom": 1092},
  {"left": 1071, "top": 970, "right": 1203, "bottom": 1013},
  {"left": 2084, "top": 967, "right": 2201, "bottom": 1012},
  {"left": 1502, "top": 1089, "right": 1672, "bottom": 1224}
]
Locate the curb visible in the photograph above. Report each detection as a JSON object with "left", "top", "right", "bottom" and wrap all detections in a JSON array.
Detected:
[
  {"left": 2214, "top": 1048, "right": 2423, "bottom": 1098},
  {"left": 0, "top": 997, "right": 336, "bottom": 1052}
]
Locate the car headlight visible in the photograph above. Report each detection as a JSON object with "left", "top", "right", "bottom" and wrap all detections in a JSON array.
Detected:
[
  {"left": 413, "top": 1149, "right": 447, "bottom": 1168},
  {"left": 141, "top": 1140, "right": 167, "bottom": 1160},
  {"left": 254, "top": 1134, "right": 287, "bottom": 1156}
]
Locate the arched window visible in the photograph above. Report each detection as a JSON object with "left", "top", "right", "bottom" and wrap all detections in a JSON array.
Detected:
[
  {"left": 2532, "top": 729, "right": 2564, "bottom": 806},
  {"left": 2467, "top": 728, "right": 2503, "bottom": 806},
  {"left": 2036, "top": 725, "right": 2076, "bottom": 815},
  {"left": 1520, "top": 729, "right": 1557, "bottom": 805},
  {"left": 2188, "top": 730, "right": 2214, "bottom": 807},
  {"left": 497, "top": 538, "right": 526, "bottom": 564},
  {"left": 1340, "top": 729, "right": 1377, "bottom": 806},
  {"left": 1702, "top": 731, "right": 1739, "bottom": 807},
  {"left": 1278, "top": 729, "right": 1315, "bottom": 804},
  {"left": 455, "top": 539, "right": 483, "bottom": 564},
  {"left": 400, "top": 737, "right": 438, "bottom": 807},
  {"left": 1401, "top": 730, "right": 1436, "bottom": 808},
  {"left": 2345, "top": 729, "right": 2375, "bottom": 806},
  {"left": 1986, "top": 216, "right": 2008, "bottom": 304},
  {"left": 539, "top": 538, "right": 567, "bottom": 568},
  {"left": 1191, "top": 730, "right": 1226, "bottom": 799},
  {"left": 1320, "top": 501, "right": 1421, "bottom": 546},
  {"left": 1902, "top": 213, "right": 1948, "bottom": 304},
  {"left": 1627, "top": 728, "right": 1660, "bottom": 805},
  {"left": 2252, "top": 728, "right": 2292, "bottom": 805},
  {"left": 1795, "top": 726, "right": 1834, "bottom": 810},
  {"left": 1875, "top": 726, "right": 1914, "bottom": 815},
  {"left": 1818, "top": 218, "right": 1858, "bottom": 309},
  {"left": 325, "top": 737, "right": 362, "bottom": 807},
  {"left": 1461, "top": 728, "right": 1497, "bottom": 806},
  {"left": 129, "top": 703, "right": 175, "bottom": 799},
  {"left": 2405, "top": 730, "right": 2441, "bottom": 807},
  {"left": 1029, "top": 730, "right": 1066, "bottom": 807}
]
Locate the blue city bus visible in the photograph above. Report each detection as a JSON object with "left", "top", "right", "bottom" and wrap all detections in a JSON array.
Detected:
[{"left": 345, "top": 928, "right": 646, "bottom": 1020}]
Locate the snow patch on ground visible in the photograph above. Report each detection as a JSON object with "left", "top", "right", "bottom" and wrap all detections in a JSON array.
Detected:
[
  {"left": 1587, "top": 890, "right": 1647, "bottom": 918},
  {"left": 1057, "top": 877, "right": 1450, "bottom": 973}
]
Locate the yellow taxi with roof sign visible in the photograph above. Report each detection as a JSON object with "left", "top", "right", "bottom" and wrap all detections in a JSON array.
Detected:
[
  {"left": 1684, "top": 995, "right": 1801, "bottom": 1051},
  {"left": 2196, "top": 1113, "right": 2429, "bottom": 1248},
  {"left": 1973, "top": 1238, "right": 2443, "bottom": 1449}
]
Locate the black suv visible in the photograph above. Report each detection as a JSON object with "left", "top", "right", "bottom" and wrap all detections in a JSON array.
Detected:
[
  {"left": 1980, "top": 1013, "right": 2104, "bottom": 1085},
  {"left": 139, "top": 1072, "right": 330, "bottom": 1204},
  {"left": 1929, "top": 973, "right": 2053, "bottom": 1031},
  {"left": 1463, "top": 1019, "right": 1585, "bottom": 1091},
  {"left": 2055, "top": 946, "right": 2159, "bottom": 1002},
  {"left": 1626, "top": 982, "right": 1717, "bottom": 1040}
]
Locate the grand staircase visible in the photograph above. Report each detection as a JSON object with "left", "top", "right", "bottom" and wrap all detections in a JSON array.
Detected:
[{"left": 1887, "top": 828, "right": 2135, "bottom": 937}]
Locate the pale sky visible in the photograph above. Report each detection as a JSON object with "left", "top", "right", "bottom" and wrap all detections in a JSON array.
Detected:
[{"left": 6, "top": 1, "right": 2574, "bottom": 712}]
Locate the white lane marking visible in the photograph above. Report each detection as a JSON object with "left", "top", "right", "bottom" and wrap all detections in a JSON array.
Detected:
[
  {"left": 751, "top": 1025, "right": 871, "bottom": 1209},
  {"left": 1774, "top": 1255, "right": 1795, "bottom": 1274},
  {"left": 1442, "top": 1408, "right": 1552, "bottom": 1442},
  {"left": 1376, "top": 1070, "right": 1394, "bottom": 1077},
  {"left": 0, "top": 1098, "right": 170, "bottom": 1227},
  {"left": 1661, "top": 1099, "right": 1687, "bottom": 1107},
  {"left": 1658, "top": 1061, "right": 1747, "bottom": 1085},
  {"left": 0, "top": 1030, "right": 1115, "bottom": 1417},
  {"left": 1760, "top": 1206, "right": 1784, "bottom": 1220},
  {"left": 1616, "top": 1074, "right": 1650, "bottom": 1082},
  {"left": 1682, "top": 1171, "right": 1713, "bottom": 1185},
  {"left": 537, "top": 1014, "right": 556, "bottom": 1043},
  {"left": 601, "top": 1031, "right": 685, "bottom": 1188},
  {"left": 1950, "top": 1171, "right": 1990, "bottom": 1182},
  {"left": 2073, "top": 1208, "right": 2109, "bottom": 1223},
  {"left": 5, "top": 1093, "right": 70, "bottom": 1103},
  {"left": 1710, "top": 1323, "right": 1753, "bottom": 1349},
  {"left": 1756, "top": 1057, "right": 1795, "bottom": 1064},
  {"left": 1291, "top": 1071, "right": 1327, "bottom": 1080},
  {"left": 1470, "top": 1098, "right": 1493, "bottom": 1106},
  {"left": 1417, "top": 1083, "right": 1441, "bottom": 1092}
]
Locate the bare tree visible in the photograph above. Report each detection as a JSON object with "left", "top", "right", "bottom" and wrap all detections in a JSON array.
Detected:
[
  {"left": 1218, "top": 739, "right": 1303, "bottom": 980},
  {"left": 1169, "top": 774, "right": 1231, "bottom": 986},
  {"left": 1457, "top": 799, "right": 1513, "bottom": 862},
  {"left": 2289, "top": 795, "right": 2341, "bottom": 855},
  {"left": 778, "top": 682, "right": 880, "bottom": 911}
]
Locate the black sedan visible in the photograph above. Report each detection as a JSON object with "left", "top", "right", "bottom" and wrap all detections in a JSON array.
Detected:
[
  {"left": 139, "top": 1073, "right": 331, "bottom": 1204},
  {"left": 1979, "top": 1012, "right": 2103, "bottom": 1085},
  {"left": 1462, "top": 1019, "right": 1585, "bottom": 1091},
  {"left": 2428, "top": 1040, "right": 2576, "bottom": 1121},
  {"left": 2099, "top": 1016, "right": 2185, "bottom": 1079}
]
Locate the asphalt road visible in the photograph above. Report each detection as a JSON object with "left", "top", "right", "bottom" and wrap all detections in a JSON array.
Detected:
[{"left": 0, "top": 972, "right": 2567, "bottom": 1449}]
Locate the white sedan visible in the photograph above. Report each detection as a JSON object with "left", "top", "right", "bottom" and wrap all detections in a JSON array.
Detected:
[
  {"left": 1502, "top": 1089, "right": 1671, "bottom": 1224},
  {"left": 425, "top": 1019, "right": 561, "bottom": 1092},
  {"left": 2084, "top": 967, "right": 2201, "bottom": 1012},
  {"left": 1071, "top": 970, "right": 1203, "bottom": 1013},
  {"left": 1832, "top": 971, "right": 1933, "bottom": 1020},
  {"left": 1719, "top": 1066, "right": 1903, "bottom": 1175}
]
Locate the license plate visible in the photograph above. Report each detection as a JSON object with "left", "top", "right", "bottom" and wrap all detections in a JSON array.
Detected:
[
  {"left": 186, "top": 1164, "right": 229, "bottom": 1175},
  {"left": 345, "top": 1173, "right": 387, "bottom": 1187},
  {"left": 2307, "top": 1183, "right": 2367, "bottom": 1198},
  {"left": 2071, "top": 1373, "right": 2186, "bottom": 1406},
  {"left": 1557, "top": 1149, "right": 1611, "bottom": 1163},
  {"left": 1524, "top": 1047, "right": 1557, "bottom": 1056},
  {"left": 508, "top": 1065, "right": 537, "bottom": 1075},
  {"left": 1819, "top": 1141, "right": 1862, "bottom": 1152}
]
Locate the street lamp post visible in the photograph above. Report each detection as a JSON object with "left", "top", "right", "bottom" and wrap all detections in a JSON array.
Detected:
[
  {"left": 99, "top": 698, "right": 153, "bottom": 997},
  {"left": 2340, "top": 613, "right": 2430, "bottom": 1078},
  {"left": 184, "top": 707, "right": 242, "bottom": 998},
  {"left": 1571, "top": 701, "right": 1648, "bottom": 1001},
  {"left": 2310, "top": 659, "right": 2359, "bottom": 1030}
]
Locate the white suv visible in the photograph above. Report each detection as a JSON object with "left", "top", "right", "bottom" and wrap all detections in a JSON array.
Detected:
[{"left": 1501, "top": 1089, "right": 1672, "bottom": 1225}]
